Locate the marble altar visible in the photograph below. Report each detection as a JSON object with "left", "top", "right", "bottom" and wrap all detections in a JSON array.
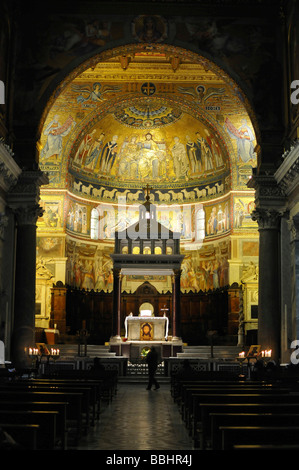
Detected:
[{"left": 125, "top": 315, "right": 169, "bottom": 341}]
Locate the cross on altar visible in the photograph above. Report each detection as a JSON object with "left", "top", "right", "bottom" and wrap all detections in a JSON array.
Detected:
[{"left": 143, "top": 184, "right": 153, "bottom": 200}]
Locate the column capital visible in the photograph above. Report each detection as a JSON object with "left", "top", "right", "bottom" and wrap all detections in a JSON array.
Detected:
[
  {"left": 248, "top": 167, "right": 286, "bottom": 209},
  {"left": 251, "top": 207, "right": 285, "bottom": 230},
  {"left": 7, "top": 167, "right": 49, "bottom": 208},
  {"left": 14, "top": 204, "right": 44, "bottom": 226},
  {"left": 7, "top": 167, "right": 48, "bottom": 226}
]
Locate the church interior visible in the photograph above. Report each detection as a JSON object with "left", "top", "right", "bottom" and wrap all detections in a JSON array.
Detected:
[{"left": 1, "top": 0, "right": 299, "bottom": 452}]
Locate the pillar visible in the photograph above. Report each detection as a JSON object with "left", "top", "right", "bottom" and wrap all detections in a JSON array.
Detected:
[
  {"left": 111, "top": 267, "right": 122, "bottom": 341},
  {"left": 172, "top": 269, "right": 181, "bottom": 340},
  {"left": 8, "top": 169, "right": 48, "bottom": 369},
  {"left": 291, "top": 215, "right": 299, "bottom": 344},
  {"left": 251, "top": 208, "right": 283, "bottom": 361}
]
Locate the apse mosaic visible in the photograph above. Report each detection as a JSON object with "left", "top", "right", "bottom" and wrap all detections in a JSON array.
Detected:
[{"left": 38, "top": 44, "right": 257, "bottom": 206}]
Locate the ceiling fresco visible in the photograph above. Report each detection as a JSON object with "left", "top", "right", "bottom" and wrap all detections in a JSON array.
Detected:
[{"left": 38, "top": 46, "right": 257, "bottom": 205}]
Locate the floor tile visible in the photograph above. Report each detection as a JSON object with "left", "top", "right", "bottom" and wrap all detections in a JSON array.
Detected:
[{"left": 75, "top": 383, "right": 194, "bottom": 450}]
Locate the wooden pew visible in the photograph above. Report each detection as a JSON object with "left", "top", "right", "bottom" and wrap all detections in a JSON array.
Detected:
[
  {"left": 198, "top": 402, "right": 299, "bottom": 450},
  {"left": 211, "top": 413, "right": 299, "bottom": 450},
  {"left": 25, "top": 378, "right": 102, "bottom": 423},
  {"left": 0, "top": 424, "right": 40, "bottom": 450},
  {"left": 0, "top": 410, "right": 58, "bottom": 450},
  {"left": 0, "top": 390, "right": 83, "bottom": 444},
  {"left": 49, "top": 369, "right": 118, "bottom": 403},
  {"left": 181, "top": 385, "right": 289, "bottom": 425},
  {"left": 190, "top": 393, "right": 299, "bottom": 447},
  {"left": 0, "top": 401, "right": 68, "bottom": 449},
  {"left": 0, "top": 383, "right": 92, "bottom": 433},
  {"left": 220, "top": 426, "right": 299, "bottom": 450}
]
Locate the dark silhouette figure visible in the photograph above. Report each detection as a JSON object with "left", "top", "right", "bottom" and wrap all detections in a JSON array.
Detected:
[
  {"left": 89, "top": 357, "right": 105, "bottom": 377},
  {"left": 146, "top": 347, "right": 160, "bottom": 390}
]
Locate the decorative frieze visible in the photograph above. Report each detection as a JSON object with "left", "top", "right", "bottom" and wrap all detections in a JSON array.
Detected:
[
  {"left": 275, "top": 140, "right": 299, "bottom": 196},
  {"left": 0, "top": 141, "right": 21, "bottom": 192}
]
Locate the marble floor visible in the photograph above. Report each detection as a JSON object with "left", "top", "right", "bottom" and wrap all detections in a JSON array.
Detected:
[{"left": 74, "top": 381, "right": 195, "bottom": 451}]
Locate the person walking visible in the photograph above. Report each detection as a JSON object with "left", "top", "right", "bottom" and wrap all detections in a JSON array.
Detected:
[{"left": 146, "top": 347, "right": 160, "bottom": 390}]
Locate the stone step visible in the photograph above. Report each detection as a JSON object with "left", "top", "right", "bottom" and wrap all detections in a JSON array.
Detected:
[
  {"left": 49, "top": 344, "right": 117, "bottom": 358},
  {"left": 118, "top": 376, "right": 170, "bottom": 384},
  {"left": 178, "top": 345, "right": 243, "bottom": 359}
]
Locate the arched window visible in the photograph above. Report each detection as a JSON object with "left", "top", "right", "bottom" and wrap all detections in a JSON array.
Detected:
[
  {"left": 196, "top": 206, "right": 205, "bottom": 242},
  {"left": 91, "top": 208, "right": 99, "bottom": 239}
]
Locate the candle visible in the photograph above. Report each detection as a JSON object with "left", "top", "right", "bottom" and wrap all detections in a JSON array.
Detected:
[{"left": 239, "top": 351, "right": 245, "bottom": 358}]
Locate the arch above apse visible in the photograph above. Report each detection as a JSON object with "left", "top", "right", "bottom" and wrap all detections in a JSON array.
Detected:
[
  {"left": 38, "top": 43, "right": 259, "bottom": 141},
  {"left": 37, "top": 43, "right": 258, "bottom": 202}
]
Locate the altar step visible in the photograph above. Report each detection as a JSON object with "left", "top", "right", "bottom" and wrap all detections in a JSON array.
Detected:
[
  {"left": 53, "top": 344, "right": 117, "bottom": 359},
  {"left": 118, "top": 376, "right": 171, "bottom": 384},
  {"left": 178, "top": 345, "right": 243, "bottom": 360}
]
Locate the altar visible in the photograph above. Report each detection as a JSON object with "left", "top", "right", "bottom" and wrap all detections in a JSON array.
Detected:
[{"left": 125, "top": 315, "right": 169, "bottom": 341}]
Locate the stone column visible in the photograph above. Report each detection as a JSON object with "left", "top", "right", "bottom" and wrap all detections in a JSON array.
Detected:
[
  {"left": 251, "top": 208, "right": 283, "bottom": 361},
  {"left": 111, "top": 267, "right": 122, "bottom": 341},
  {"left": 8, "top": 169, "right": 48, "bottom": 370},
  {"left": 290, "top": 215, "right": 299, "bottom": 344},
  {"left": 172, "top": 269, "right": 181, "bottom": 340}
]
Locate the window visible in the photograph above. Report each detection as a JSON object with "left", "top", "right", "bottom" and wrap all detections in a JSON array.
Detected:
[
  {"left": 196, "top": 206, "right": 205, "bottom": 241},
  {"left": 91, "top": 208, "right": 99, "bottom": 239},
  {"left": 251, "top": 305, "right": 258, "bottom": 319}
]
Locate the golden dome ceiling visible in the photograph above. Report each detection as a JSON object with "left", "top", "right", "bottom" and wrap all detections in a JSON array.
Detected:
[{"left": 38, "top": 45, "right": 257, "bottom": 205}]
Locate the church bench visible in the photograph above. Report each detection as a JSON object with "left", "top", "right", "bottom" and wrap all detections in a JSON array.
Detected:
[
  {"left": 172, "top": 379, "right": 281, "bottom": 405},
  {"left": 0, "top": 390, "right": 83, "bottom": 444},
  {"left": 181, "top": 385, "right": 291, "bottom": 425},
  {"left": 0, "top": 401, "right": 68, "bottom": 449},
  {"left": 197, "top": 402, "right": 299, "bottom": 449},
  {"left": 49, "top": 369, "right": 118, "bottom": 402},
  {"left": 180, "top": 385, "right": 289, "bottom": 423},
  {"left": 233, "top": 444, "right": 299, "bottom": 450},
  {"left": 210, "top": 412, "right": 299, "bottom": 450},
  {"left": 220, "top": 426, "right": 299, "bottom": 450},
  {"left": 0, "top": 383, "right": 93, "bottom": 432},
  {"left": 0, "top": 424, "right": 40, "bottom": 450},
  {"left": 0, "top": 410, "right": 58, "bottom": 450},
  {"left": 26, "top": 378, "right": 102, "bottom": 422},
  {"left": 190, "top": 393, "right": 299, "bottom": 446},
  {"left": 6, "top": 383, "right": 94, "bottom": 430}
]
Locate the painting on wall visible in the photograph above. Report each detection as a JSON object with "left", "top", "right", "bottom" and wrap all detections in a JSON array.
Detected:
[
  {"left": 233, "top": 195, "right": 257, "bottom": 229},
  {"left": 66, "top": 199, "right": 91, "bottom": 236},
  {"left": 36, "top": 236, "right": 65, "bottom": 258},
  {"left": 205, "top": 200, "right": 230, "bottom": 237},
  {"left": 37, "top": 196, "right": 64, "bottom": 231},
  {"left": 66, "top": 242, "right": 114, "bottom": 292},
  {"left": 180, "top": 240, "right": 230, "bottom": 292}
]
